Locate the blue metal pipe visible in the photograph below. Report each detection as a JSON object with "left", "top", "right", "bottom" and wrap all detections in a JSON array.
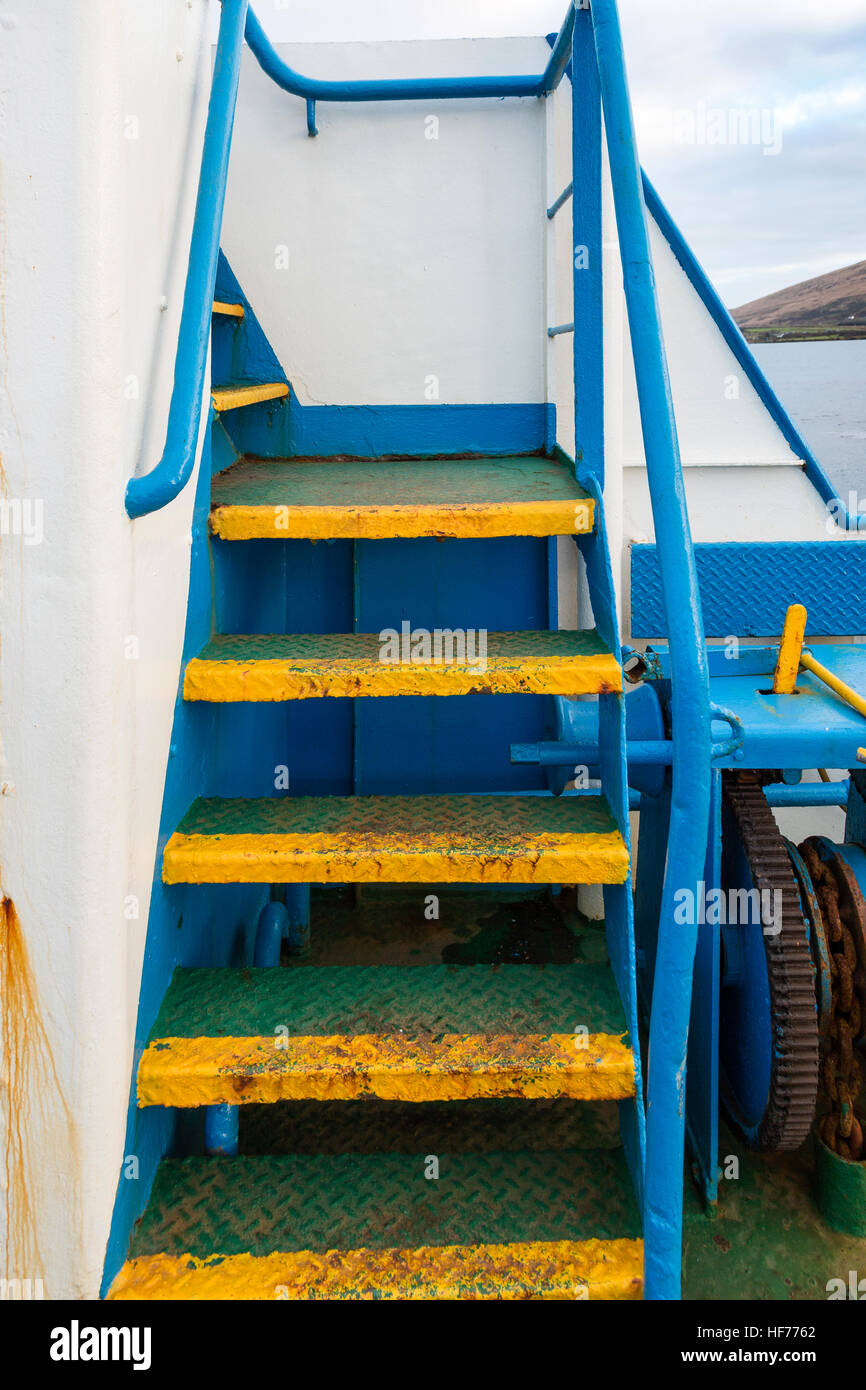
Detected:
[
  {"left": 763, "top": 781, "right": 849, "bottom": 808},
  {"left": 589, "top": 0, "right": 712, "bottom": 1300},
  {"left": 254, "top": 900, "right": 288, "bottom": 966},
  {"left": 540, "top": 3, "right": 578, "bottom": 94},
  {"left": 572, "top": 8, "right": 604, "bottom": 487},
  {"left": 124, "top": 0, "right": 249, "bottom": 518},
  {"left": 204, "top": 1102, "right": 239, "bottom": 1157},
  {"left": 641, "top": 174, "right": 865, "bottom": 534},
  {"left": 547, "top": 322, "right": 575, "bottom": 337},
  {"left": 512, "top": 739, "right": 672, "bottom": 766},
  {"left": 546, "top": 180, "right": 574, "bottom": 219},
  {"left": 244, "top": 6, "right": 547, "bottom": 103}
]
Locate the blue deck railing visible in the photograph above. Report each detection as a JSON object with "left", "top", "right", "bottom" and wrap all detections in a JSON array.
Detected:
[
  {"left": 586, "top": 0, "right": 712, "bottom": 1298},
  {"left": 125, "top": 0, "right": 250, "bottom": 519},
  {"left": 125, "top": 0, "right": 715, "bottom": 1300}
]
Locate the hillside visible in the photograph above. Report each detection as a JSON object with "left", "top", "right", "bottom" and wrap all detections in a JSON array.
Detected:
[{"left": 731, "top": 260, "right": 866, "bottom": 342}]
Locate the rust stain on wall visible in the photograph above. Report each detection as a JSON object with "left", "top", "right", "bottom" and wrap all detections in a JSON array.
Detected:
[{"left": 1, "top": 897, "right": 74, "bottom": 1291}]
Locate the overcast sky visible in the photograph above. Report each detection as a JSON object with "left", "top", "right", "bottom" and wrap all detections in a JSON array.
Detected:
[{"left": 242, "top": 0, "right": 866, "bottom": 306}]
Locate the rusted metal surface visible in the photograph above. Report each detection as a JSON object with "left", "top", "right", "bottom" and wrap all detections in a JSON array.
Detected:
[
  {"left": 723, "top": 775, "right": 820, "bottom": 1150},
  {"left": 138, "top": 1030, "right": 635, "bottom": 1106},
  {"left": 108, "top": 1237, "right": 643, "bottom": 1301},
  {"left": 799, "top": 839, "right": 866, "bottom": 1161},
  {"left": 182, "top": 629, "right": 622, "bottom": 702},
  {"left": 162, "top": 793, "right": 630, "bottom": 886}
]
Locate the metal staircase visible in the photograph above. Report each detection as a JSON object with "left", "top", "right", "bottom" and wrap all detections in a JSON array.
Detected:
[
  {"left": 108, "top": 0, "right": 714, "bottom": 1301},
  {"left": 110, "top": 327, "right": 643, "bottom": 1295}
]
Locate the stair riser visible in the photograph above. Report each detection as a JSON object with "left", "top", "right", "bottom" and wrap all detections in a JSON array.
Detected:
[
  {"left": 209, "top": 499, "right": 594, "bottom": 541},
  {"left": 162, "top": 832, "right": 630, "bottom": 886},
  {"left": 183, "top": 659, "right": 620, "bottom": 701},
  {"left": 108, "top": 1238, "right": 644, "bottom": 1301},
  {"left": 137, "top": 1032, "right": 636, "bottom": 1107}
]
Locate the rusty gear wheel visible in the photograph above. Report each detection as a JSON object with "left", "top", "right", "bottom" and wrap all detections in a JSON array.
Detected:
[{"left": 720, "top": 772, "right": 820, "bottom": 1151}]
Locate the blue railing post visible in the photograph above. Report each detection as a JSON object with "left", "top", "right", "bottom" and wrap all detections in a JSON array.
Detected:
[
  {"left": 588, "top": 0, "right": 712, "bottom": 1299},
  {"left": 125, "top": 0, "right": 249, "bottom": 519},
  {"left": 571, "top": 3, "right": 604, "bottom": 484}
]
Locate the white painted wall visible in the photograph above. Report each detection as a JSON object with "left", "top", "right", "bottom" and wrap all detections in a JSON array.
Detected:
[
  {"left": 0, "top": 14, "right": 851, "bottom": 1296},
  {"left": 222, "top": 38, "right": 551, "bottom": 407},
  {"left": 0, "top": 0, "right": 211, "bottom": 1297}
]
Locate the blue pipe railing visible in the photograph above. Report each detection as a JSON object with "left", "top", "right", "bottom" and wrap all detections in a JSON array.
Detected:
[
  {"left": 243, "top": 5, "right": 557, "bottom": 104},
  {"left": 586, "top": 0, "right": 712, "bottom": 1299},
  {"left": 125, "top": 0, "right": 249, "bottom": 519},
  {"left": 126, "top": 0, "right": 579, "bottom": 520},
  {"left": 641, "top": 174, "right": 866, "bottom": 534}
]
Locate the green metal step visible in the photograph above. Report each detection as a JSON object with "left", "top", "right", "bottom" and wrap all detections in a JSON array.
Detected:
[
  {"left": 137, "top": 963, "right": 634, "bottom": 1106},
  {"left": 162, "top": 792, "right": 629, "bottom": 886},
  {"left": 209, "top": 453, "right": 594, "bottom": 539},
  {"left": 183, "top": 628, "right": 622, "bottom": 701},
  {"left": 108, "top": 1145, "right": 643, "bottom": 1300}
]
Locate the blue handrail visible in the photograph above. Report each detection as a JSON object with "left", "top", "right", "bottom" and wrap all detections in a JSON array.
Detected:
[
  {"left": 587, "top": 0, "right": 712, "bottom": 1299},
  {"left": 126, "top": 0, "right": 578, "bottom": 520},
  {"left": 125, "top": 0, "right": 249, "bottom": 519},
  {"left": 244, "top": 4, "right": 563, "bottom": 104},
  {"left": 642, "top": 173, "right": 866, "bottom": 533}
]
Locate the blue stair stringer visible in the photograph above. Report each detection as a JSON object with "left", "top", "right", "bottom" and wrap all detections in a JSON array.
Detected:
[{"left": 574, "top": 458, "right": 647, "bottom": 1207}]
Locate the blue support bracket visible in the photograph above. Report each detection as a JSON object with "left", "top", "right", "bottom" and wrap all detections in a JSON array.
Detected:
[
  {"left": 254, "top": 900, "right": 289, "bottom": 967},
  {"left": 204, "top": 1103, "right": 239, "bottom": 1157},
  {"left": 285, "top": 884, "right": 311, "bottom": 957}
]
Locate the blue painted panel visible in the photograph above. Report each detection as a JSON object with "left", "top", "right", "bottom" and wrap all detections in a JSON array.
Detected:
[
  {"left": 632, "top": 541, "right": 866, "bottom": 638},
  {"left": 354, "top": 536, "right": 550, "bottom": 794},
  {"left": 224, "top": 399, "right": 554, "bottom": 461},
  {"left": 213, "top": 251, "right": 288, "bottom": 389},
  {"left": 212, "top": 535, "right": 355, "bottom": 797}
]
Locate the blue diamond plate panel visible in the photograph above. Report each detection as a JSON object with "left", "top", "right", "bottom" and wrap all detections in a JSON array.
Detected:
[{"left": 631, "top": 542, "right": 866, "bottom": 638}]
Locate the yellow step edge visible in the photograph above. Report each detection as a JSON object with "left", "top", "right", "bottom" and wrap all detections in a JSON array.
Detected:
[
  {"left": 211, "top": 383, "right": 289, "bottom": 412},
  {"left": 182, "top": 652, "right": 622, "bottom": 702},
  {"left": 212, "top": 300, "right": 245, "bottom": 318},
  {"left": 161, "top": 829, "right": 630, "bottom": 886},
  {"left": 137, "top": 1032, "right": 636, "bottom": 1107},
  {"left": 107, "top": 1237, "right": 644, "bottom": 1301},
  {"left": 209, "top": 497, "right": 595, "bottom": 541}
]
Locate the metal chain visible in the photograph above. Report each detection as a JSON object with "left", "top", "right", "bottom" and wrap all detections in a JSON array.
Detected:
[{"left": 799, "top": 842, "right": 865, "bottom": 1161}]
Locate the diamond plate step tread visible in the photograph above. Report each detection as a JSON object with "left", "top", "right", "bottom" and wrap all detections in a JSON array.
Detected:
[
  {"left": 150, "top": 963, "right": 628, "bottom": 1037},
  {"left": 107, "top": 1150, "right": 643, "bottom": 1300},
  {"left": 183, "top": 628, "right": 621, "bottom": 701},
  {"left": 138, "top": 964, "right": 634, "bottom": 1106},
  {"left": 162, "top": 793, "right": 629, "bottom": 886},
  {"left": 239, "top": 1097, "right": 624, "bottom": 1155},
  {"left": 209, "top": 454, "right": 593, "bottom": 539}
]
